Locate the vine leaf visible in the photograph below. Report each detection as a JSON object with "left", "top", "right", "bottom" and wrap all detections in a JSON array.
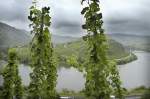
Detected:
[{"left": 81, "top": 7, "right": 89, "bottom": 15}]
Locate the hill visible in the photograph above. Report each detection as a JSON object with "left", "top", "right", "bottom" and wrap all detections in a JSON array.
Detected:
[
  {"left": 52, "top": 35, "right": 78, "bottom": 44},
  {"left": 0, "top": 22, "right": 31, "bottom": 49},
  {"left": 0, "top": 22, "right": 78, "bottom": 47},
  {"left": 55, "top": 39, "right": 129, "bottom": 59},
  {"left": 55, "top": 38, "right": 137, "bottom": 66},
  {"left": 0, "top": 22, "right": 137, "bottom": 65},
  {"left": 0, "top": 22, "right": 78, "bottom": 57},
  {"left": 16, "top": 38, "right": 137, "bottom": 66},
  {"left": 109, "top": 33, "right": 150, "bottom": 52}
]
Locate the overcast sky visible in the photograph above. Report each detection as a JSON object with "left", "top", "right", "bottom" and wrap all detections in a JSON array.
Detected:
[{"left": 0, "top": 0, "right": 150, "bottom": 36}]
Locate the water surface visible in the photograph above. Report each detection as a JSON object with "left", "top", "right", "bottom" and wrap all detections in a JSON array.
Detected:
[{"left": 0, "top": 52, "right": 150, "bottom": 91}]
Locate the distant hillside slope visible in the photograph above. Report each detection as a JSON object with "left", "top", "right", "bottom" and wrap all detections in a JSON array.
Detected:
[
  {"left": 109, "top": 33, "right": 150, "bottom": 52},
  {"left": 0, "top": 22, "right": 79, "bottom": 52},
  {"left": 16, "top": 38, "right": 136, "bottom": 65},
  {"left": 0, "top": 22, "right": 31, "bottom": 49},
  {"left": 0, "top": 22, "right": 137, "bottom": 65},
  {"left": 52, "top": 35, "right": 78, "bottom": 44},
  {"left": 55, "top": 38, "right": 130, "bottom": 64}
]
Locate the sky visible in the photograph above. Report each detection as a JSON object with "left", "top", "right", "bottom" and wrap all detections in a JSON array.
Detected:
[{"left": 0, "top": 0, "right": 150, "bottom": 36}]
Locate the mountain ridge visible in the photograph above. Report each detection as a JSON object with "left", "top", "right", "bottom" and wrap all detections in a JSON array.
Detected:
[{"left": 0, "top": 22, "right": 31, "bottom": 48}]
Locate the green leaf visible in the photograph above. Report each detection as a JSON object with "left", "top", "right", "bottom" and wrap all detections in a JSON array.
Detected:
[
  {"left": 81, "top": 7, "right": 89, "bottom": 15},
  {"left": 82, "top": 24, "right": 87, "bottom": 29},
  {"left": 44, "top": 15, "right": 51, "bottom": 26}
]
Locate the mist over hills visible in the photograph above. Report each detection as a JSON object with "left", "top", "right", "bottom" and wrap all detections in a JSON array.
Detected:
[
  {"left": 0, "top": 21, "right": 149, "bottom": 54},
  {"left": 0, "top": 22, "right": 31, "bottom": 48},
  {"left": 51, "top": 35, "right": 78, "bottom": 44},
  {"left": 0, "top": 22, "right": 139, "bottom": 65},
  {"left": 109, "top": 33, "right": 150, "bottom": 45},
  {"left": 108, "top": 33, "right": 150, "bottom": 51},
  {"left": 0, "top": 22, "right": 79, "bottom": 48}
]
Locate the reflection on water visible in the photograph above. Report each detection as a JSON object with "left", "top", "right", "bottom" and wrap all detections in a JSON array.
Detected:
[
  {"left": 0, "top": 52, "right": 150, "bottom": 91},
  {"left": 56, "top": 67, "right": 85, "bottom": 92}
]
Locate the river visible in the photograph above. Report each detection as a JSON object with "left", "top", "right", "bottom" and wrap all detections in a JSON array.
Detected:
[
  {"left": 0, "top": 51, "right": 150, "bottom": 92},
  {"left": 119, "top": 51, "right": 150, "bottom": 89}
]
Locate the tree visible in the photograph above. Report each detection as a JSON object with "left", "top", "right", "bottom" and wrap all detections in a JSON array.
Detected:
[
  {"left": 2, "top": 48, "right": 23, "bottom": 99},
  {"left": 81, "top": 0, "right": 123, "bottom": 98},
  {"left": 28, "top": 1, "right": 57, "bottom": 99}
]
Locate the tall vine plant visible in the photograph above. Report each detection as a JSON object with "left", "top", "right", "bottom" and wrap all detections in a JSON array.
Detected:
[
  {"left": 1, "top": 49, "right": 23, "bottom": 99},
  {"left": 81, "top": 0, "right": 123, "bottom": 98},
  {"left": 28, "top": 0, "right": 57, "bottom": 99}
]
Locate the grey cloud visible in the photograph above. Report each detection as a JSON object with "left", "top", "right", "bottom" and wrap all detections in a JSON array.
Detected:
[
  {"left": 50, "top": 0, "right": 83, "bottom": 35},
  {"left": 0, "top": 0, "right": 150, "bottom": 36},
  {"left": 0, "top": 0, "right": 31, "bottom": 22},
  {"left": 102, "top": 0, "right": 150, "bottom": 35},
  {"left": 53, "top": 21, "right": 81, "bottom": 29},
  {"left": 104, "top": 17, "right": 150, "bottom": 35}
]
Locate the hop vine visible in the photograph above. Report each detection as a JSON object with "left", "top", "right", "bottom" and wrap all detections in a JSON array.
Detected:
[
  {"left": 1, "top": 48, "right": 23, "bottom": 99},
  {"left": 28, "top": 1, "right": 57, "bottom": 99},
  {"left": 81, "top": 0, "right": 123, "bottom": 98}
]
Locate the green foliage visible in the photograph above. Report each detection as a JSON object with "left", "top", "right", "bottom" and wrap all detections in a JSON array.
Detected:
[
  {"left": 126, "top": 86, "right": 150, "bottom": 99},
  {"left": 1, "top": 48, "right": 23, "bottom": 99},
  {"left": 81, "top": 0, "right": 123, "bottom": 98},
  {"left": 55, "top": 39, "right": 133, "bottom": 66},
  {"left": 116, "top": 53, "right": 137, "bottom": 65},
  {"left": 59, "top": 89, "right": 85, "bottom": 98},
  {"left": 141, "top": 88, "right": 150, "bottom": 99},
  {"left": 14, "top": 68, "right": 24, "bottom": 99},
  {"left": 28, "top": 1, "right": 57, "bottom": 99},
  {"left": 0, "top": 51, "right": 2, "bottom": 59},
  {"left": 126, "top": 86, "right": 148, "bottom": 96},
  {"left": 15, "top": 47, "right": 31, "bottom": 64},
  {"left": 14, "top": 38, "right": 136, "bottom": 68}
]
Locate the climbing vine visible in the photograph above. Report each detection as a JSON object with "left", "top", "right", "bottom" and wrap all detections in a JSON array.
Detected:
[
  {"left": 1, "top": 48, "right": 23, "bottom": 99},
  {"left": 81, "top": 0, "right": 123, "bottom": 98},
  {"left": 28, "top": 0, "right": 57, "bottom": 99}
]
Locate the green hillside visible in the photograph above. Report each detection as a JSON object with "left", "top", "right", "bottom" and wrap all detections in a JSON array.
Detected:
[
  {"left": 16, "top": 37, "right": 138, "bottom": 66},
  {"left": 0, "top": 22, "right": 137, "bottom": 66},
  {"left": 55, "top": 39, "right": 131, "bottom": 65}
]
